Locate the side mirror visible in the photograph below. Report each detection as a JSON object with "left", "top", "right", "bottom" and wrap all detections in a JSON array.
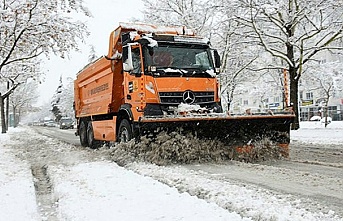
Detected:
[
  {"left": 123, "top": 45, "right": 133, "bottom": 72},
  {"left": 213, "top": 49, "right": 221, "bottom": 69}
]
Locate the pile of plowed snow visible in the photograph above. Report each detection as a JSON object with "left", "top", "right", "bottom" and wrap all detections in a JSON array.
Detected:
[{"left": 110, "top": 132, "right": 283, "bottom": 165}]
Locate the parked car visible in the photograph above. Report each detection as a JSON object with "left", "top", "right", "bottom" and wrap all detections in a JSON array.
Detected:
[
  {"left": 59, "top": 118, "right": 74, "bottom": 129},
  {"left": 44, "top": 119, "right": 56, "bottom": 127},
  {"left": 310, "top": 116, "right": 321, "bottom": 121}
]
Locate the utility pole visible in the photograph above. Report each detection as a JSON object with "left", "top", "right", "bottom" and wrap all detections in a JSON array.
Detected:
[{"left": 283, "top": 68, "right": 289, "bottom": 107}]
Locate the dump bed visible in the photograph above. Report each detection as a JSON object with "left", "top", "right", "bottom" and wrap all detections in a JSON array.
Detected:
[{"left": 74, "top": 57, "right": 114, "bottom": 117}]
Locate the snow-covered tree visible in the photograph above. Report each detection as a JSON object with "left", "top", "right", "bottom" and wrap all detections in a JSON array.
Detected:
[
  {"left": 88, "top": 45, "right": 97, "bottom": 63},
  {"left": 233, "top": 0, "right": 343, "bottom": 129},
  {"left": 51, "top": 76, "right": 63, "bottom": 122},
  {"left": 23, "top": 101, "right": 52, "bottom": 124},
  {"left": 0, "top": 59, "right": 40, "bottom": 131},
  {"left": 251, "top": 70, "right": 285, "bottom": 108},
  {"left": 0, "top": 0, "right": 90, "bottom": 133},
  {"left": 142, "top": 0, "right": 219, "bottom": 36},
  {"left": 9, "top": 80, "right": 39, "bottom": 127},
  {"left": 141, "top": 0, "right": 258, "bottom": 112},
  {"left": 304, "top": 60, "right": 343, "bottom": 127},
  {"left": 50, "top": 76, "right": 75, "bottom": 122},
  {"left": 211, "top": 1, "right": 266, "bottom": 113},
  {"left": 58, "top": 77, "right": 75, "bottom": 118}
]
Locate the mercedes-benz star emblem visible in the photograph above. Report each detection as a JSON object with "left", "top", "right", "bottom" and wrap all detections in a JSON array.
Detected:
[{"left": 183, "top": 91, "right": 196, "bottom": 104}]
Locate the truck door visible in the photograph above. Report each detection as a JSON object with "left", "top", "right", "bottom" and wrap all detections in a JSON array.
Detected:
[{"left": 123, "top": 43, "right": 146, "bottom": 113}]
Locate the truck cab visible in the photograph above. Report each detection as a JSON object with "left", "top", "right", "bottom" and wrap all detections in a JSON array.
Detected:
[{"left": 120, "top": 31, "right": 222, "bottom": 120}]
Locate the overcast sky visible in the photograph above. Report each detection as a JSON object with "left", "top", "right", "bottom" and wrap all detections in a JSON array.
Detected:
[{"left": 37, "top": 0, "right": 144, "bottom": 105}]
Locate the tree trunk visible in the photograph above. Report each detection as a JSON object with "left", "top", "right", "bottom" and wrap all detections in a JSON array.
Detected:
[
  {"left": 324, "top": 98, "right": 329, "bottom": 128},
  {"left": 17, "top": 109, "right": 21, "bottom": 128},
  {"left": 0, "top": 95, "right": 6, "bottom": 133},
  {"left": 285, "top": 22, "right": 299, "bottom": 130},
  {"left": 289, "top": 67, "right": 300, "bottom": 130},
  {"left": 13, "top": 107, "right": 17, "bottom": 128},
  {"left": 6, "top": 81, "right": 9, "bottom": 130}
]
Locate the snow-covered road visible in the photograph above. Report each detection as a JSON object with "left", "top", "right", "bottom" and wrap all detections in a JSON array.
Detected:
[{"left": 0, "top": 121, "right": 342, "bottom": 221}]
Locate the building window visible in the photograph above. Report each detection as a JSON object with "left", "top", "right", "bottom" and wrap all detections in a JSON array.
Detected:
[
  {"left": 306, "top": 92, "right": 313, "bottom": 100},
  {"left": 243, "top": 100, "right": 249, "bottom": 105}
]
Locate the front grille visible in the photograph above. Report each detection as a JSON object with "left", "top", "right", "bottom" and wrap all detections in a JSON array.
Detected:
[{"left": 159, "top": 91, "right": 215, "bottom": 105}]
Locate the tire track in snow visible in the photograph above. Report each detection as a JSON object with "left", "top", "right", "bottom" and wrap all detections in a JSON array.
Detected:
[
  {"left": 31, "top": 164, "right": 58, "bottom": 221},
  {"left": 9, "top": 127, "right": 113, "bottom": 220}
]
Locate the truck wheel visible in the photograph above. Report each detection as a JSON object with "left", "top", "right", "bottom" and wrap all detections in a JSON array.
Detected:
[
  {"left": 79, "top": 121, "right": 88, "bottom": 147},
  {"left": 87, "top": 122, "right": 100, "bottom": 149},
  {"left": 118, "top": 119, "right": 133, "bottom": 143}
]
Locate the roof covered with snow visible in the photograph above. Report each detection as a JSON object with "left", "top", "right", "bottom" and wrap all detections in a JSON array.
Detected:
[{"left": 119, "top": 22, "right": 195, "bottom": 36}]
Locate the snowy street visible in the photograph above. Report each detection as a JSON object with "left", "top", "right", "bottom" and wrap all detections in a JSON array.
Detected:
[
  {"left": 0, "top": 122, "right": 342, "bottom": 221},
  {"left": 2, "top": 0, "right": 343, "bottom": 220}
]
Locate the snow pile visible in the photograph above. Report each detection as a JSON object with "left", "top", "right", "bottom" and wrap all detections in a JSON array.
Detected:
[
  {"left": 177, "top": 103, "right": 208, "bottom": 114},
  {"left": 111, "top": 132, "right": 230, "bottom": 165},
  {"left": 110, "top": 131, "right": 284, "bottom": 166},
  {"left": 235, "top": 137, "right": 284, "bottom": 162}
]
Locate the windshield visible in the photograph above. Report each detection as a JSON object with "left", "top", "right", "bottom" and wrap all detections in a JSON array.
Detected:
[{"left": 143, "top": 44, "right": 215, "bottom": 77}]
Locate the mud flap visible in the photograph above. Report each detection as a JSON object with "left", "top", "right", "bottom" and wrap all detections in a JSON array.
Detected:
[{"left": 92, "top": 117, "right": 117, "bottom": 141}]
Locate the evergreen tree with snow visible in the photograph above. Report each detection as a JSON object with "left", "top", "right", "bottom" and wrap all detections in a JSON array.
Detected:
[
  {"left": 88, "top": 45, "right": 97, "bottom": 63},
  {"left": 51, "top": 76, "right": 63, "bottom": 122}
]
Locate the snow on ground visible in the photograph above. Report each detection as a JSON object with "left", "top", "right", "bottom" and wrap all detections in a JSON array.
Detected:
[
  {"left": 291, "top": 121, "right": 343, "bottom": 145},
  {"left": 0, "top": 128, "right": 40, "bottom": 221},
  {"left": 128, "top": 162, "right": 342, "bottom": 221},
  {"left": 0, "top": 121, "right": 342, "bottom": 221},
  {"left": 0, "top": 127, "right": 246, "bottom": 221},
  {"left": 51, "top": 162, "right": 246, "bottom": 221}
]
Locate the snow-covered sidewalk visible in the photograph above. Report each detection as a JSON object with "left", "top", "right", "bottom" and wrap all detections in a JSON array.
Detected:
[
  {"left": 0, "top": 130, "right": 40, "bottom": 220},
  {"left": 291, "top": 121, "right": 343, "bottom": 145}
]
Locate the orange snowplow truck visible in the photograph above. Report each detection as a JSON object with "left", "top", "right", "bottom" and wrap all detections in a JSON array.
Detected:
[{"left": 74, "top": 23, "right": 294, "bottom": 155}]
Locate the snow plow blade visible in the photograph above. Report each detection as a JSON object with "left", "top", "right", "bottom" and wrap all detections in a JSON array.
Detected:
[{"left": 138, "top": 113, "right": 294, "bottom": 159}]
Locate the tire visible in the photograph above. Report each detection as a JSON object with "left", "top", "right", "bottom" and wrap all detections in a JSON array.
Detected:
[
  {"left": 87, "top": 121, "right": 101, "bottom": 149},
  {"left": 118, "top": 119, "right": 133, "bottom": 143},
  {"left": 79, "top": 121, "right": 88, "bottom": 147}
]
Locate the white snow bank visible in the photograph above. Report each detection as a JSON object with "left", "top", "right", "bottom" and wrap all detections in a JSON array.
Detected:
[
  {"left": 291, "top": 121, "right": 343, "bottom": 145},
  {"left": 50, "top": 162, "right": 247, "bottom": 221},
  {"left": 0, "top": 129, "right": 40, "bottom": 221},
  {"left": 299, "top": 121, "right": 343, "bottom": 129}
]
